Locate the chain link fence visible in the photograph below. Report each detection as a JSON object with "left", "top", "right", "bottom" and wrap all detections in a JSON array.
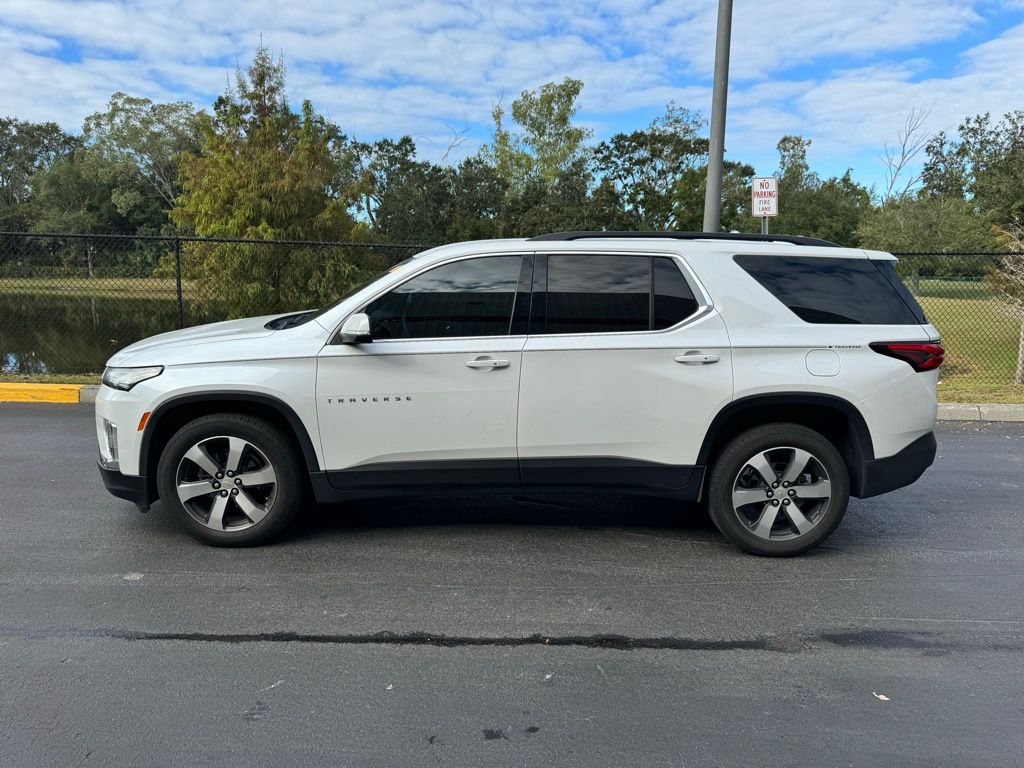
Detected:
[
  {"left": 1, "top": 232, "right": 1021, "bottom": 402},
  {"left": 893, "top": 252, "right": 1023, "bottom": 402},
  {"left": 0, "top": 232, "right": 422, "bottom": 378}
]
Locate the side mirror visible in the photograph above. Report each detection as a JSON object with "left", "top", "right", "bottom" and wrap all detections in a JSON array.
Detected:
[{"left": 339, "top": 313, "right": 372, "bottom": 344}]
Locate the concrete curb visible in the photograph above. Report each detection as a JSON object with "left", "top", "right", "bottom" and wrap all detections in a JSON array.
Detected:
[
  {"left": 0, "top": 383, "right": 101, "bottom": 404},
  {"left": 0, "top": 383, "right": 85, "bottom": 403},
  {"left": 937, "top": 403, "right": 1024, "bottom": 422}
]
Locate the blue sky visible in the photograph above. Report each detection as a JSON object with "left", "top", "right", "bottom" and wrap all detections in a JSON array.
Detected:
[{"left": 2, "top": 0, "right": 1024, "bottom": 194}]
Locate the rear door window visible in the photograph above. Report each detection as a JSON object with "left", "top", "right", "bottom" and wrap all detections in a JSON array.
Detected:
[
  {"left": 734, "top": 255, "right": 927, "bottom": 325},
  {"left": 542, "top": 254, "right": 650, "bottom": 334},
  {"left": 531, "top": 254, "right": 701, "bottom": 335},
  {"left": 653, "top": 257, "right": 700, "bottom": 330}
]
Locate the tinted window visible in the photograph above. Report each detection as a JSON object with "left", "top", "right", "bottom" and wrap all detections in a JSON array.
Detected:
[
  {"left": 874, "top": 260, "right": 928, "bottom": 324},
  {"left": 735, "top": 255, "right": 926, "bottom": 325},
  {"left": 544, "top": 254, "right": 650, "bottom": 334},
  {"left": 364, "top": 255, "right": 522, "bottom": 339},
  {"left": 653, "top": 257, "right": 700, "bottom": 329}
]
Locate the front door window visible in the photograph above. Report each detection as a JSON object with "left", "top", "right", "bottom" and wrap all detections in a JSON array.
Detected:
[{"left": 364, "top": 255, "right": 523, "bottom": 339}]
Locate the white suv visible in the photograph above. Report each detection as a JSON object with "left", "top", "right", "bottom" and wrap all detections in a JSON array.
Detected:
[{"left": 96, "top": 232, "right": 942, "bottom": 556}]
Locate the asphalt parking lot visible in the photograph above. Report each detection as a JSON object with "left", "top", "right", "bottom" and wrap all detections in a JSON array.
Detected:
[{"left": 1, "top": 403, "right": 1023, "bottom": 767}]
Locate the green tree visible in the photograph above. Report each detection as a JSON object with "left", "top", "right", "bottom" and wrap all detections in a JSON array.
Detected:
[
  {"left": 498, "top": 159, "right": 599, "bottom": 236},
  {"left": 922, "top": 111, "right": 1024, "bottom": 229},
  {"left": 593, "top": 105, "right": 708, "bottom": 229},
  {"left": 482, "top": 79, "right": 592, "bottom": 187},
  {"left": 174, "top": 47, "right": 351, "bottom": 241},
  {"left": 672, "top": 160, "right": 756, "bottom": 233},
  {"left": 776, "top": 135, "right": 814, "bottom": 191},
  {"left": 586, "top": 176, "right": 637, "bottom": 231},
  {"left": 856, "top": 196, "right": 995, "bottom": 255},
  {"left": 25, "top": 147, "right": 164, "bottom": 278},
  {"left": 447, "top": 157, "right": 509, "bottom": 241},
  {"left": 769, "top": 136, "right": 871, "bottom": 245},
  {"left": 83, "top": 92, "right": 199, "bottom": 220},
  {"left": 485, "top": 103, "right": 533, "bottom": 189},
  {"left": 0, "top": 118, "right": 77, "bottom": 229},
  {"left": 920, "top": 130, "right": 968, "bottom": 199},
  {"left": 29, "top": 147, "right": 154, "bottom": 235},
  {"left": 346, "top": 136, "right": 456, "bottom": 244},
  {"left": 172, "top": 46, "right": 356, "bottom": 316}
]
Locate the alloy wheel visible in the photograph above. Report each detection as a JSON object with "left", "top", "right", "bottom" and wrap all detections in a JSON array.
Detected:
[
  {"left": 175, "top": 436, "right": 278, "bottom": 532},
  {"left": 730, "top": 446, "right": 832, "bottom": 541}
]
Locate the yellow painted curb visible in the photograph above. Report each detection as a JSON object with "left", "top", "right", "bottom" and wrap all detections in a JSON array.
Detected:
[{"left": 0, "top": 383, "right": 85, "bottom": 403}]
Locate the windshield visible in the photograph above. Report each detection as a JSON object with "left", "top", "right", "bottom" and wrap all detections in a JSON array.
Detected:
[{"left": 311, "top": 256, "right": 417, "bottom": 321}]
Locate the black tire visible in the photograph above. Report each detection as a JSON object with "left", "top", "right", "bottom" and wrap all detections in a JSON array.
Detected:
[
  {"left": 156, "top": 413, "right": 305, "bottom": 546},
  {"left": 707, "top": 423, "right": 849, "bottom": 557}
]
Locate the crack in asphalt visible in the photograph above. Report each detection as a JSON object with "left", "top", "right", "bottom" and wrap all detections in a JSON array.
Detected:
[{"left": 1, "top": 628, "right": 1022, "bottom": 653}]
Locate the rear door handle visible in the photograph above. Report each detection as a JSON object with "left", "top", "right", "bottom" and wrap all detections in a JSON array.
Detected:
[
  {"left": 466, "top": 358, "right": 510, "bottom": 370},
  {"left": 675, "top": 352, "right": 720, "bottom": 365}
]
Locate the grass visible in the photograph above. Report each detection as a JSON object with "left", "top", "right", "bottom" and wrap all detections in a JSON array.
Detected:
[
  {"left": 0, "top": 373, "right": 101, "bottom": 385},
  {"left": 908, "top": 276, "right": 993, "bottom": 300},
  {"left": 918, "top": 292, "right": 1024, "bottom": 403},
  {"left": 0, "top": 276, "right": 183, "bottom": 299}
]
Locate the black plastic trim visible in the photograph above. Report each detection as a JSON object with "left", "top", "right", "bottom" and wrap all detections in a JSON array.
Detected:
[
  {"left": 529, "top": 231, "right": 840, "bottom": 248},
  {"left": 520, "top": 457, "right": 697, "bottom": 491},
  {"left": 528, "top": 253, "right": 548, "bottom": 334},
  {"left": 316, "top": 457, "right": 704, "bottom": 500},
  {"left": 697, "top": 393, "right": 875, "bottom": 465},
  {"left": 97, "top": 461, "right": 149, "bottom": 505},
  {"left": 327, "top": 459, "right": 519, "bottom": 490},
  {"left": 139, "top": 392, "right": 321, "bottom": 483},
  {"left": 695, "top": 392, "right": 876, "bottom": 500},
  {"left": 856, "top": 432, "right": 936, "bottom": 498}
]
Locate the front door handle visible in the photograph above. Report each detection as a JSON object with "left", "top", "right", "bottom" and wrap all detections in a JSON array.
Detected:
[
  {"left": 466, "top": 358, "right": 510, "bottom": 370},
  {"left": 675, "top": 352, "right": 720, "bottom": 365}
]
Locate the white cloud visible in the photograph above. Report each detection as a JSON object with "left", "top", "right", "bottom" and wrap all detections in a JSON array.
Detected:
[
  {"left": 0, "top": 0, "right": 1020, "bottom": 189},
  {"left": 788, "top": 23, "right": 1024, "bottom": 155},
  {"left": 711, "top": 21, "right": 1022, "bottom": 182},
  {"left": 601, "top": 0, "right": 981, "bottom": 80}
]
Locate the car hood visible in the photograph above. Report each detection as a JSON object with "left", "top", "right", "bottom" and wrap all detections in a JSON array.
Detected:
[{"left": 106, "top": 314, "right": 283, "bottom": 366}]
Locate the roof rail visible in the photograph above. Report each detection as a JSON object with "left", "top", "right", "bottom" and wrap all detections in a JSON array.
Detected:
[{"left": 527, "top": 231, "right": 841, "bottom": 248}]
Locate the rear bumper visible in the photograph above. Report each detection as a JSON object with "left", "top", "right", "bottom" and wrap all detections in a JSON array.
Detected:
[
  {"left": 854, "top": 431, "right": 936, "bottom": 498},
  {"left": 97, "top": 461, "right": 150, "bottom": 506}
]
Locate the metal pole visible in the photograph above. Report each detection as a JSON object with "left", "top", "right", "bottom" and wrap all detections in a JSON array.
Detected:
[
  {"left": 174, "top": 237, "right": 184, "bottom": 329},
  {"left": 702, "top": 0, "right": 734, "bottom": 233},
  {"left": 761, "top": 216, "right": 768, "bottom": 235}
]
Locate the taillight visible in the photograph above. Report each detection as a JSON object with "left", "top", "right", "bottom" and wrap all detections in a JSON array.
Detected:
[{"left": 870, "top": 341, "right": 945, "bottom": 372}]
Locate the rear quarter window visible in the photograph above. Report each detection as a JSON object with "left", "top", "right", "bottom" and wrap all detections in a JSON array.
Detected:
[{"left": 734, "top": 255, "right": 927, "bottom": 325}]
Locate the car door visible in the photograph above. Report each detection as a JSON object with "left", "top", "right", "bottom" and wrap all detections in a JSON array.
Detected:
[
  {"left": 316, "top": 253, "right": 531, "bottom": 490},
  {"left": 517, "top": 252, "right": 733, "bottom": 491}
]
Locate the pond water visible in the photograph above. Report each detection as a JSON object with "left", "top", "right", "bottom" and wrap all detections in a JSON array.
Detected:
[{"left": 0, "top": 292, "right": 218, "bottom": 375}]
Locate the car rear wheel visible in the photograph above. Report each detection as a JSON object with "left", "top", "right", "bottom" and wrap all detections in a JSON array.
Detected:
[
  {"left": 156, "top": 414, "right": 304, "bottom": 546},
  {"left": 707, "top": 423, "right": 850, "bottom": 556}
]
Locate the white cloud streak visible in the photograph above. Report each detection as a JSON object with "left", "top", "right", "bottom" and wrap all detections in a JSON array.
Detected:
[{"left": 0, "top": 0, "right": 1020, "bottom": 179}]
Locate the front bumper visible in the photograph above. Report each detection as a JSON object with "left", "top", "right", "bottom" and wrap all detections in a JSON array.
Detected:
[
  {"left": 97, "top": 461, "right": 151, "bottom": 506},
  {"left": 854, "top": 431, "right": 937, "bottom": 498},
  {"left": 94, "top": 383, "right": 152, "bottom": 476}
]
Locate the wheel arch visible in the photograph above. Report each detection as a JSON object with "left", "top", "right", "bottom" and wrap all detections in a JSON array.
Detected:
[
  {"left": 697, "top": 393, "right": 874, "bottom": 496},
  {"left": 140, "top": 392, "right": 320, "bottom": 502}
]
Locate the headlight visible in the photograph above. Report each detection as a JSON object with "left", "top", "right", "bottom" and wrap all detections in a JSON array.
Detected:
[{"left": 101, "top": 366, "right": 164, "bottom": 391}]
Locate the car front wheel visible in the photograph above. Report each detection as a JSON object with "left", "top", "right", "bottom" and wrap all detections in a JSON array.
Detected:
[
  {"left": 707, "top": 423, "right": 850, "bottom": 556},
  {"left": 156, "top": 413, "right": 304, "bottom": 546}
]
